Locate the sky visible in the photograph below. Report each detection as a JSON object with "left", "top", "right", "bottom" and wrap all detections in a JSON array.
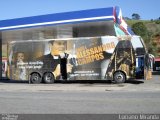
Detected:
[{"left": 0, "top": 0, "right": 160, "bottom": 21}]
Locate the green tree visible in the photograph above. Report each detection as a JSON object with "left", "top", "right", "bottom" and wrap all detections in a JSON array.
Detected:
[
  {"left": 132, "top": 13, "right": 140, "bottom": 20},
  {"left": 132, "top": 22, "right": 158, "bottom": 56},
  {"left": 132, "top": 22, "right": 148, "bottom": 38}
]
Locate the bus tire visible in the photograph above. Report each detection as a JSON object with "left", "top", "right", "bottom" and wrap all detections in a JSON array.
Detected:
[
  {"left": 43, "top": 72, "right": 55, "bottom": 84},
  {"left": 30, "top": 72, "right": 42, "bottom": 84},
  {"left": 113, "top": 71, "right": 126, "bottom": 84}
]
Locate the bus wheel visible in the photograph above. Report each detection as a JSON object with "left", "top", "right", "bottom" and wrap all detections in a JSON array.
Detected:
[
  {"left": 113, "top": 71, "right": 126, "bottom": 83},
  {"left": 43, "top": 72, "right": 55, "bottom": 84},
  {"left": 30, "top": 73, "right": 42, "bottom": 84}
]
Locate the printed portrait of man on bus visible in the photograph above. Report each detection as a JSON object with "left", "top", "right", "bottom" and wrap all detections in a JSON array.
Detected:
[{"left": 39, "top": 40, "right": 73, "bottom": 80}]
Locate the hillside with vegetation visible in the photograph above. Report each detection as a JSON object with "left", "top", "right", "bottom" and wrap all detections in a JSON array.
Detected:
[{"left": 126, "top": 20, "right": 160, "bottom": 57}]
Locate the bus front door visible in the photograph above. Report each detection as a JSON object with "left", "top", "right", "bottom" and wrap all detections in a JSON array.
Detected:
[{"left": 136, "top": 56, "right": 144, "bottom": 79}]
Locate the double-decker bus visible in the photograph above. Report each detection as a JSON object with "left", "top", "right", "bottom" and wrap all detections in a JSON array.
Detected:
[{"left": 7, "top": 35, "right": 151, "bottom": 83}]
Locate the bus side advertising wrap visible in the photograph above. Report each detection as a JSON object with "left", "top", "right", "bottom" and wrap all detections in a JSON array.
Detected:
[{"left": 7, "top": 36, "right": 150, "bottom": 83}]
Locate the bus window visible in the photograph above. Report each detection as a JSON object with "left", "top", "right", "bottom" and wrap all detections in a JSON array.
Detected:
[{"left": 131, "top": 36, "right": 146, "bottom": 55}]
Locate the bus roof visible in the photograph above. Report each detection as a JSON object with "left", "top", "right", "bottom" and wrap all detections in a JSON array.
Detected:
[{"left": 9, "top": 35, "right": 140, "bottom": 44}]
